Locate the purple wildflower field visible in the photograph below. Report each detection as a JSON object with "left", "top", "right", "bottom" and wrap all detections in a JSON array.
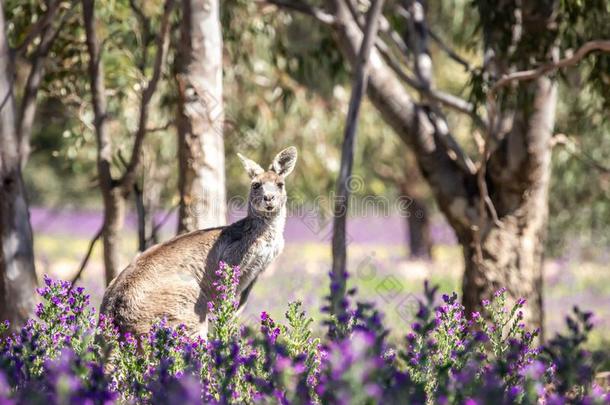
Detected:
[
  {"left": 0, "top": 260, "right": 608, "bottom": 403},
  {"left": 30, "top": 208, "right": 610, "bottom": 343},
  {"left": 0, "top": 207, "right": 602, "bottom": 403}
]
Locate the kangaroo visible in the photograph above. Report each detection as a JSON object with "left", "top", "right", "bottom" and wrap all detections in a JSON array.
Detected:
[{"left": 100, "top": 147, "right": 297, "bottom": 337}]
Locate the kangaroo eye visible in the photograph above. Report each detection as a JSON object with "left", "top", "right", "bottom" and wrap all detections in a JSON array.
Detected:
[
  {"left": 277, "top": 182, "right": 284, "bottom": 188},
  {"left": 252, "top": 182, "right": 261, "bottom": 189}
]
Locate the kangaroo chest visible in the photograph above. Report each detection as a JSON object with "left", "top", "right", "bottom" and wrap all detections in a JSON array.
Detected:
[{"left": 240, "top": 232, "right": 284, "bottom": 285}]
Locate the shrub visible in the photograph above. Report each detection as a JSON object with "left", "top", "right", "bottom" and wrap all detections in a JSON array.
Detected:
[{"left": 0, "top": 265, "right": 607, "bottom": 404}]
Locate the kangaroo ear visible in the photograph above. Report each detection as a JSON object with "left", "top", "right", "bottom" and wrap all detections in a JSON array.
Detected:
[
  {"left": 237, "top": 153, "right": 264, "bottom": 179},
  {"left": 269, "top": 146, "right": 297, "bottom": 177}
]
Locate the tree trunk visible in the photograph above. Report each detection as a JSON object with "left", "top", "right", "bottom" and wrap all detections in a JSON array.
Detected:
[
  {"left": 398, "top": 180, "right": 432, "bottom": 260},
  {"left": 463, "top": 76, "right": 556, "bottom": 335},
  {"left": 176, "top": 0, "right": 226, "bottom": 234},
  {"left": 406, "top": 198, "right": 432, "bottom": 259},
  {"left": 84, "top": 0, "right": 174, "bottom": 283},
  {"left": 83, "top": 0, "right": 123, "bottom": 284},
  {"left": 0, "top": 3, "right": 38, "bottom": 328},
  {"left": 101, "top": 188, "right": 125, "bottom": 284}
]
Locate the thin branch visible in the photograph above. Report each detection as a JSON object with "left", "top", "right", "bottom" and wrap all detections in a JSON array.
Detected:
[
  {"left": 129, "top": 0, "right": 151, "bottom": 70},
  {"left": 347, "top": 1, "right": 487, "bottom": 130},
  {"left": 147, "top": 120, "right": 174, "bottom": 133},
  {"left": 13, "top": 0, "right": 63, "bottom": 57},
  {"left": 397, "top": 5, "right": 471, "bottom": 72},
  {"left": 18, "top": 2, "right": 77, "bottom": 163},
  {"left": 146, "top": 204, "right": 178, "bottom": 246},
  {"left": 331, "top": 0, "right": 385, "bottom": 322},
  {"left": 402, "top": 0, "right": 432, "bottom": 87},
  {"left": 257, "top": 0, "right": 336, "bottom": 25},
  {"left": 427, "top": 29, "right": 471, "bottom": 71},
  {"left": 69, "top": 226, "right": 103, "bottom": 288},
  {"left": 120, "top": 0, "right": 176, "bottom": 190},
  {"left": 83, "top": 0, "right": 114, "bottom": 189},
  {"left": 552, "top": 133, "right": 610, "bottom": 174},
  {"left": 489, "top": 40, "right": 610, "bottom": 98}
]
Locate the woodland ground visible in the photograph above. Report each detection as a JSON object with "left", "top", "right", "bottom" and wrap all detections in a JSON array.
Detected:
[{"left": 31, "top": 208, "right": 610, "bottom": 350}]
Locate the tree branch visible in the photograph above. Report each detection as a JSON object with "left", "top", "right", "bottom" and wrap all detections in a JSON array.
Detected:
[
  {"left": 396, "top": 5, "right": 471, "bottom": 72},
  {"left": 427, "top": 29, "right": 472, "bottom": 72},
  {"left": 69, "top": 226, "right": 103, "bottom": 288},
  {"left": 347, "top": 1, "right": 486, "bottom": 130},
  {"left": 18, "top": 2, "right": 77, "bottom": 164},
  {"left": 119, "top": 0, "right": 176, "bottom": 190},
  {"left": 13, "top": 0, "right": 63, "bottom": 57},
  {"left": 489, "top": 40, "right": 610, "bottom": 99},
  {"left": 323, "top": 0, "right": 477, "bottom": 236},
  {"left": 486, "top": 40, "right": 610, "bottom": 153},
  {"left": 83, "top": 0, "right": 114, "bottom": 190},
  {"left": 129, "top": 0, "right": 152, "bottom": 70},
  {"left": 262, "top": 0, "right": 484, "bottom": 129}
]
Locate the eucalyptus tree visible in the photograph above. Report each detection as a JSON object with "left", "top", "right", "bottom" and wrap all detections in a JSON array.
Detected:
[
  {"left": 176, "top": 0, "right": 227, "bottom": 233},
  {"left": 0, "top": 0, "right": 75, "bottom": 328},
  {"left": 265, "top": 0, "right": 610, "bottom": 333},
  {"left": 82, "top": 0, "right": 176, "bottom": 284}
]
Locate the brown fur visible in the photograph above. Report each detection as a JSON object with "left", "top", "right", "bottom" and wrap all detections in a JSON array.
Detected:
[{"left": 100, "top": 147, "right": 297, "bottom": 337}]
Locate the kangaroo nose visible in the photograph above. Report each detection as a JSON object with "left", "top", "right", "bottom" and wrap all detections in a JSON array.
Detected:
[{"left": 264, "top": 194, "right": 275, "bottom": 202}]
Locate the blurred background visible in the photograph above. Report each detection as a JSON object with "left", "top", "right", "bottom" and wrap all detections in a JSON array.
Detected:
[{"left": 1, "top": 0, "right": 608, "bottom": 351}]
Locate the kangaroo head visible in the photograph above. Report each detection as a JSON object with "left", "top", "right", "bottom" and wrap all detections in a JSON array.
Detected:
[{"left": 237, "top": 146, "right": 297, "bottom": 218}]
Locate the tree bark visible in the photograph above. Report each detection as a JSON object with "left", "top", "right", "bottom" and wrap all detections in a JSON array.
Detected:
[
  {"left": 398, "top": 181, "right": 432, "bottom": 260},
  {"left": 176, "top": 0, "right": 226, "bottom": 234},
  {"left": 406, "top": 197, "right": 431, "bottom": 259},
  {"left": 463, "top": 76, "right": 556, "bottom": 335},
  {"left": 0, "top": 3, "right": 38, "bottom": 328}
]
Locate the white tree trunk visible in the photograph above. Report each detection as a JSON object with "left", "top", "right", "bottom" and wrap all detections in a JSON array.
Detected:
[
  {"left": 177, "top": 0, "right": 226, "bottom": 233},
  {"left": 0, "top": 3, "right": 38, "bottom": 328}
]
